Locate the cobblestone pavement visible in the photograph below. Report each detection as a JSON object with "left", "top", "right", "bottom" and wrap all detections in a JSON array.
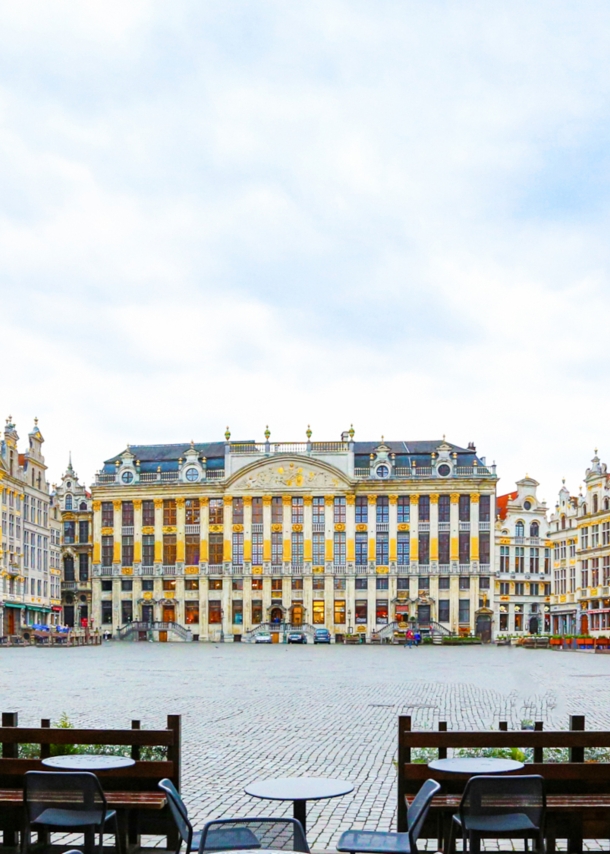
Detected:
[{"left": 2, "top": 643, "right": 610, "bottom": 850}]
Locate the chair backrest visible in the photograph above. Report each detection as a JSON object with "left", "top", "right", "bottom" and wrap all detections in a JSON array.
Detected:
[
  {"left": 24, "top": 772, "right": 107, "bottom": 822},
  {"left": 459, "top": 775, "right": 545, "bottom": 827},
  {"left": 198, "top": 817, "right": 310, "bottom": 853},
  {"left": 158, "top": 778, "right": 193, "bottom": 849},
  {"left": 407, "top": 779, "right": 442, "bottom": 848}
]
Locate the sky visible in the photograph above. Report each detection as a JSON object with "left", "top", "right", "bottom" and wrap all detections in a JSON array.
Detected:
[{"left": 1, "top": 0, "right": 609, "bottom": 503}]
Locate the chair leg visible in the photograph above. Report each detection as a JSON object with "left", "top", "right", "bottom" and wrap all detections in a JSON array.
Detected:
[{"left": 113, "top": 813, "right": 122, "bottom": 854}]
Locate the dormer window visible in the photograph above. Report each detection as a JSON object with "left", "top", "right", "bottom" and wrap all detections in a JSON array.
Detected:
[
  {"left": 121, "top": 470, "right": 134, "bottom": 484},
  {"left": 376, "top": 465, "right": 389, "bottom": 479},
  {"left": 65, "top": 495, "right": 73, "bottom": 510}
]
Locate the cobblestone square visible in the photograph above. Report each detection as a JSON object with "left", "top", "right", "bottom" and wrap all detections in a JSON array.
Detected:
[{"left": 3, "top": 644, "right": 610, "bottom": 850}]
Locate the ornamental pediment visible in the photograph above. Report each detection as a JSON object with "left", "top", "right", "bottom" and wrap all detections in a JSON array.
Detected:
[{"left": 229, "top": 456, "right": 349, "bottom": 491}]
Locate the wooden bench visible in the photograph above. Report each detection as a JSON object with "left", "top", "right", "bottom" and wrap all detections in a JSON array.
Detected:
[
  {"left": 0, "top": 712, "right": 181, "bottom": 852},
  {"left": 398, "top": 714, "right": 610, "bottom": 854}
]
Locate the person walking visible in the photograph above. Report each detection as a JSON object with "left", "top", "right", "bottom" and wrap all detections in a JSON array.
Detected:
[{"left": 405, "top": 628, "right": 414, "bottom": 648}]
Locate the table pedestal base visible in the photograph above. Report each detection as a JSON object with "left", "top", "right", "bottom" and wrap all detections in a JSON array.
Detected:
[{"left": 293, "top": 800, "right": 307, "bottom": 835}]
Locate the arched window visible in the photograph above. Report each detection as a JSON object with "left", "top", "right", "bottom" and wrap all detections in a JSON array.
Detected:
[
  {"left": 593, "top": 494, "right": 598, "bottom": 513},
  {"left": 530, "top": 521, "right": 539, "bottom": 537},
  {"left": 79, "top": 501, "right": 87, "bottom": 511},
  {"left": 604, "top": 498, "right": 610, "bottom": 512},
  {"left": 561, "top": 515, "right": 566, "bottom": 530},
  {"left": 65, "top": 494, "right": 73, "bottom": 510},
  {"left": 583, "top": 503, "right": 588, "bottom": 515},
  {"left": 515, "top": 521, "right": 525, "bottom": 537}
]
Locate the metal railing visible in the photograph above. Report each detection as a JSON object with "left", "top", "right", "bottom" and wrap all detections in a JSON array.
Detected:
[
  {"left": 478, "top": 521, "right": 491, "bottom": 531},
  {"left": 121, "top": 526, "right": 134, "bottom": 536},
  {"left": 117, "top": 621, "right": 193, "bottom": 641},
  {"left": 185, "top": 524, "right": 200, "bottom": 534},
  {"left": 418, "top": 522, "right": 430, "bottom": 532},
  {"left": 459, "top": 522, "right": 471, "bottom": 531},
  {"left": 438, "top": 521, "right": 450, "bottom": 531}
]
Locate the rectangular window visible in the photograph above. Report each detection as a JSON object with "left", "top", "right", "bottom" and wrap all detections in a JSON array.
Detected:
[
  {"left": 581, "top": 527, "right": 589, "bottom": 549},
  {"left": 209, "top": 534, "right": 223, "bottom": 565},
  {"left": 185, "top": 579, "right": 199, "bottom": 590},
  {"left": 500, "top": 581, "right": 510, "bottom": 595},
  {"left": 101, "top": 502, "right": 114, "bottom": 527},
  {"left": 292, "top": 577, "right": 303, "bottom": 590},
  {"left": 355, "top": 599, "right": 368, "bottom": 624},
  {"left": 376, "top": 599, "right": 389, "bottom": 624},
  {"left": 592, "top": 557, "right": 600, "bottom": 587},
  {"left": 479, "top": 533, "right": 490, "bottom": 565},
  {"left": 142, "top": 500, "right": 155, "bottom": 526},
  {"left": 252, "top": 497, "right": 263, "bottom": 524},
  {"left": 458, "top": 532, "right": 470, "bottom": 563},
  {"left": 334, "top": 496, "right": 346, "bottom": 524},
  {"left": 333, "top": 531, "right": 346, "bottom": 565},
  {"left": 592, "top": 525, "right": 600, "bottom": 548},
  {"left": 122, "top": 535, "right": 134, "bottom": 567},
  {"left": 291, "top": 532, "right": 304, "bottom": 565},
  {"left": 312, "top": 600, "right": 325, "bottom": 624},
  {"left": 185, "top": 535, "right": 200, "bottom": 566},
  {"left": 376, "top": 532, "right": 389, "bottom": 565},
  {"left": 515, "top": 546, "right": 525, "bottom": 572},
  {"left": 479, "top": 495, "right": 491, "bottom": 522},
  {"left": 515, "top": 582, "right": 525, "bottom": 595},
  {"left": 232, "top": 497, "right": 244, "bottom": 525},
  {"left": 312, "top": 575, "right": 325, "bottom": 590},
  {"left": 438, "top": 494, "right": 450, "bottom": 523},
  {"left": 334, "top": 576, "right": 346, "bottom": 590},
  {"left": 604, "top": 556, "right": 610, "bottom": 586},
  {"left": 418, "top": 576, "right": 430, "bottom": 590},
  {"left": 376, "top": 496, "right": 389, "bottom": 524},
  {"left": 121, "top": 600, "right": 133, "bottom": 624},
  {"left": 603, "top": 522, "right": 610, "bottom": 547},
  {"left": 291, "top": 497, "right": 304, "bottom": 524},
  {"left": 101, "top": 601, "right": 113, "bottom": 624},
  {"left": 63, "top": 521, "right": 75, "bottom": 544},
  {"left": 162, "top": 578, "right": 176, "bottom": 592},
  {"left": 232, "top": 532, "right": 244, "bottom": 566},
  {"left": 271, "top": 497, "right": 283, "bottom": 524},
  {"left": 101, "top": 536, "right": 113, "bottom": 567},
  {"left": 500, "top": 546, "right": 510, "bottom": 572},
  {"left": 355, "top": 577, "right": 368, "bottom": 590},
  {"left": 79, "top": 553, "right": 89, "bottom": 581},
  {"left": 530, "top": 547, "right": 539, "bottom": 573},
  {"left": 397, "top": 532, "right": 410, "bottom": 565},
  {"left": 313, "top": 532, "right": 325, "bottom": 566},
  {"left": 271, "top": 531, "right": 283, "bottom": 564},
  {"left": 479, "top": 576, "right": 490, "bottom": 590},
  {"left": 208, "top": 601, "right": 222, "bottom": 624},
  {"left": 209, "top": 578, "right": 223, "bottom": 590},
  {"left": 334, "top": 599, "right": 346, "bottom": 624},
  {"left": 376, "top": 576, "right": 389, "bottom": 590},
  {"left": 355, "top": 532, "right": 368, "bottom": 565},
  {"left": 397, "top": 496, "right": 410, "bottom": 523},
  {"left": 79, "top": 520, "right": 89, "bottom": 543},
  {"left": 185, "top": 499, "right": 200, "bottom": 524},
  {"left": 232, "top": 600, "right": 243, "bottom": 625},
  {"left": 142, "top": 535, "right": 155, "bottom": 567},
  {"left": 142, "top": 579, "right": 154, "bottom": 591},
  {"left": 163, "top": 499, "right": 176, "bottom": 526},
  {"left": 458, "top": 599, "right": 470, "bottom": 624},
  {"left": 459, "top": 495, "right": 470, "bottom": 522},
  {"left": 251, "top": 533, "right": 263, "bottom": 566},
  {"left": 459, "top": 576, "right": 470, "bottom": 590},
  {"left": 163, "top": 535, "right": 176, "bottom": 566},
  {"left": 251, "top": 577, "right": 263, "bottom": 591},
  {"left": 271, "top": 578, "right": 283, "bottom": 593},
  {"left": 355, "top": 496, "right": 368, "bottom": 524},
  {"left": 397, "top": 577, "right": 409, "bottom": 590},
  {"left": 439, "top": 576, "right": 450, "bottom": 589},
  {"left": 418, "top": 533, "right": 430, "bottom": 565},
  {"left": 209, "top": 499, "right": 223, "bottom": 525},
  {"left": 185, "top": 602, "right": 200, "bottom": 624},
  {"left": 312, "top": 497, "right": 325, "bottom": 524},
  {"left": 252, "top": 600, "right": 263, "bottom": 623},
  {"left": 439, "top": 532, "right": 450, "bottom": 564},
  {"left": 530, "top": 582, "right": 539, "bottom": 596},
  {"left": 418, "top": 495, "right": 430, "bottom": 522},
  {"left": 439, "top": 600, "right": 450, "bottom": 622},
  {"left": 122, "top": 501, "right": 134, "bottom": 526}
]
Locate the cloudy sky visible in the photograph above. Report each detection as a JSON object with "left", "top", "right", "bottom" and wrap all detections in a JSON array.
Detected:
[{"left": 1, "top": 1, "right": 609, "bottom": 501}]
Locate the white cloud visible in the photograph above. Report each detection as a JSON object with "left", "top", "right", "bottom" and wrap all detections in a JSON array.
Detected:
[{"left": 1, "top": 0, "right": 609, "bottom": 500}]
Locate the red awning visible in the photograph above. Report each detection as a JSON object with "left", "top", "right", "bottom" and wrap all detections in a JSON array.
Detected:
[
  {"left": 395, "top": 605, "right": 410, "bottom": 614},
  {"left": 52, "top": 606, "right": 62, "bottom": 612}
]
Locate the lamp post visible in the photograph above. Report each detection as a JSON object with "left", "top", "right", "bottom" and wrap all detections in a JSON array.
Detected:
[
  {"left": 347, "top": 608, "right": 352, "bottom": 635},
  {"left": 220, "top": 607, "right": 225, "bottom": 643}
]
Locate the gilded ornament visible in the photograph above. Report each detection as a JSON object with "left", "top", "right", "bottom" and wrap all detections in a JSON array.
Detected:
[
  {"left": 282, "top": 494, "right": 292, "bottom": 505},
  {"left": 154, "top": 498, "right": 164, "bottom": 509},
  {"left": 324, "top": 495, "right": 334, "bottom": 505},
  {"left": 367, "top": 495, "right": 377, "bottom": 505},
  {"left": 450, "top": 493, "right": 460, "bottom": 503},
  {"left": 142, "top": 526, "right": 154, "bottom": 535},
  {"left": 312, "top": 566, "right": 325, "bottom": 574},
  {"left": 113, "top": 500, "right": 122, "bottom": 511},
  {"left": 101, "top": 527, "right": 113, "bottom": 536},
  {"left": 209, "top": 524, "right": 223, "bottom": 533},
  {"left": 389, "top": 494, "right": 398, "bottom": 505},
  {"left": 271, "top": 523, "right": 283, "bottom": 533},
  {"left": 334, "top": 523, "right": 346, "bottom": 532},
  {"left": 410, "top": 494, "right": 419, "bottom": 504},
  {"left": 185, "top": 566, "right": 199, "bottom": 574},
  {"left": 232, "top": 524, "right": 244, "bottom": 532},
  {"left": 397, "top": 523, "right": 410, "bottom": 532},
  {"left": 303, "top": 495, "right": 313, "bottom": 506},
  {"left": 143, "top": 591, "right": 153, "bottom": 600},
  {"left": 430, "top": 494, "right": 439, "bottom": 504},
  {"left": 224, "top": 495, "right": 233, "bottom": 506},
  {"left": 162, "top": 525, "right": 177, "bottom": 534},
  {"left": 121, "top": 567, "right": 133, "bottom": 575},
  {"left": 252, "top": 566, "right": 263, "bottom": 575},
  {"left": 242, "top": 496, "right": 252, "bottom": 506},
  {"left": 262, "top": 495, "right": 273, "bottom": 506},
  {"left": 346, "top": 494, "right": 356, "bottom": 505},
  {"left": 292, "top": 524, "right": 303, "bottom": 532},
  {"left": 376, "top": 566, "right": 389, "bottom": 574},
  {"left": 356, "top": 523, "right": 367, "bottom": 532},
  {"left": 470, "top": 494, "right": 480, "bottom": 503},
  {"left": 176, "top": 497, "right": 186, "bottom": 508},
  {"left": 133, "top": 499, "right": 142, "bottom": 509}
]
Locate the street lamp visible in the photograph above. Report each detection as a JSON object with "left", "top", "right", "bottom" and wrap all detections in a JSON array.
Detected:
[
  {"left": 219, "top": 607, "right": 225, "bottom": 643},
  {"left": 347, "top": 608, "right": 352, "bottom": 635}
]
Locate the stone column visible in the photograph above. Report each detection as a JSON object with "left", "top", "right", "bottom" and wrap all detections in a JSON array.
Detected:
[
  {"left": 368, "top": 495, "right": 377, "bottom": 567},
  {"left": 243, "top": 496, "right": 252, "bottom": 566},
  {"left": 303, "top": 496, "right": 313, "bottom": 564},
  {"left": 92, "top": 500, "right": 101, "bottom": 565}
]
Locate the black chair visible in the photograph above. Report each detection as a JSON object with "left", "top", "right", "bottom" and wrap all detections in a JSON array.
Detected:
[
  {"left": 199, "top": 818, "right": 309, "bottom": 853},
  {"left": 22, "top": 771, "right": 121, "bottom": 854},
  {"left": 337, "top": 779, "right": 441, "bottom": 854},
  {"left": 159, "top": 779, "right": 263, "bottom": 854},
  {"left": 450, "top": 775, "right": 545, "bottom": 854}
]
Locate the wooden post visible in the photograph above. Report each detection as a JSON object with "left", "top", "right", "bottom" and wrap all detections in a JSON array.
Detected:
[
  {"left": 499, "top": 721, "right": 508, "bottom": 731},
  {"left": 131, "top": 720, "right": 141, "bottom": 761},
  {"left": 570, "top": 715, "right": 585, "bottom": 762},
  {"left": 397, "top": 715, "right": 411, "bottom": 833},
  {"left": 534, "top": 721, "right": 543, "bottom": 764},
  {"left": 167, "top": 715, "right": 181, "bottom": 790},
  {"left": 41, "top": 718, "right": 51, "bottom": 760},
  {"left": 438, "top": 721, "right": 447, "bottom": 759},
  {"left": 2, "top": 713, "right": 18, "bottom": 847}
]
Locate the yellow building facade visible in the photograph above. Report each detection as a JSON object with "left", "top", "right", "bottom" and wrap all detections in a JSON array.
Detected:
[{"left": 91, "top": 434, "right": 497, "bottom": 641}]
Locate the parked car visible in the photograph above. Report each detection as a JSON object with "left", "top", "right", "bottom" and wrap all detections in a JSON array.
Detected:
[
  {"left": 314, "top": 628, "right": 331, "bottom": 644},
  {"left": 255, "top": 631, "right": 272, "bottom": 644},
  {"left": 287, "top": 631, "right": 307, "bottom": 644}
]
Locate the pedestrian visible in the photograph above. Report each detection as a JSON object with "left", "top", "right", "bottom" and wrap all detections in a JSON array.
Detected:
[
  {"left": 414, "top": 631, "right": 421, "bottom": 646},
  {"left": 405, "top": 629, "right": 414, "bottom": 648}
]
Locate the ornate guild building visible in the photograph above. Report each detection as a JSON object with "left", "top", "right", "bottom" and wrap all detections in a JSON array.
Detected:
[
  {"left": 91, "top": 430, "right": 498, "bottom": 641},
  {"left": 55, "top": 458, "right": 93, "bottom": 628}
]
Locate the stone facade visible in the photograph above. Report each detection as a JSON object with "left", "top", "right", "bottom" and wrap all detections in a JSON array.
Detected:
[
  {"left": 54, "top": 459, "right": 93, "bottom": 628},
  {"left": 548, "top": 480, "right": 580, "bottom": 635},
  {"left": 91, "top": 433, "right": 498, "bottom": 641}
]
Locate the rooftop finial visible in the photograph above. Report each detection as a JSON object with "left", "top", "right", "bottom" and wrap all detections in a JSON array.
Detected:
[
  {"left": 306, "top": 425, "right": 312, "bottom": 440},
  {"left": 190, "top": 439, "right": 195, "bottom": 449},
  {"left": 225, "top": 426, "right": 231, "bottom": 441},
  {"left": 34, "top": 417, "right": 38, "bottom": 426},
  {"left": 264, "top": 425, "right": 270, "bottom": 441},
  {"left": 348, "top": 424, "right": 355, "bottom": 440}
]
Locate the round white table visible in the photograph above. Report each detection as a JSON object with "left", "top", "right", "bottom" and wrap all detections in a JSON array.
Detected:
[
  {"left": 42, "top": 754, "right": 135, "bottom": 771},
  {"left": 428, "top": 757, "right": 524, "bottom": 774},
  {"left": 245, "top": 776, "right": 354, "bottom": 834}
]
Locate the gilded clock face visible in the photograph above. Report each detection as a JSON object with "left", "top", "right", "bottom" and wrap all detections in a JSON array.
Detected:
[
  {"left": 185, "top": 467, "right": 199, "bottom": 482},
  {"left": 121, "top": 470, "right": 134, "bottom": 483}
]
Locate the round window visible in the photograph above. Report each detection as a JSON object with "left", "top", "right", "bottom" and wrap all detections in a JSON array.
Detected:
[
  {"left": 523, "top": 500, "right": 532, "bottom": 510},
  {"left": 376, "top": 465, "right": 390, "bottom": 479},
  {"left": 185, "top": 467, "right": 199, "bottom": 482},
  {"left": 67, "top": 482, "right": 71, "bottom": 489},
  {"left": 121, "top": 470, "right": 134, "bottom": 484},
  {"left": 437, "top": 463, "right": 451, "bottom": 477}
]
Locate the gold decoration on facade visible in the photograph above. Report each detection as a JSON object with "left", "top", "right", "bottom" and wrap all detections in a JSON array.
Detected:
[
  {"left": 334, "top": 523, "right": 346, "bottom": 532},
  {"left": 324, "top": 495, "right": 334, "bottom": 505},
  {"left": 262, "top": 495, "right": 272, "bottom": 506},
  {"left": 450, "top": 493, "right": 460, "bottom": 503},
  {"left": 430, "top": 494, "right": 439, "bottom": 504},
  {"left": 389, "top": 494, "right": 398, "bottom": 505},
  {"left": 199, "top": 496, "right": 209, "bottom": 506},
  {"left": 282, "top": 495, "right": 292, "bottom": 505},
  {"left": 232, "top": 524, "right": 244, "bottom": 532},
  {"left": 92, "top": 501, "right": 101, "bottom": 511},
  {"left": 499, "top": 537, "right": 510, "bottom": 545},
  {"left": 162, "top": 526, "right": 177, "bottom": 534},
  {"left": 141, "top": 526, "right": 154, "bottom": 535},
  {"left": 112, "top": 500, "right": 122, "bottom": 511},
  {"left": 154, "top": 498, "right": 163, "bottom": 509},
  {"left": 143, "top": 591, "right": 153, "bottom": 600},
  {"left": 176, "top": 497, "right": 185, "bottom": 508},
  {"left": 133, "top": 499, "right": 142, "bottom": 509},
  {"left": 312, "top": 566, "right": 324, "bottom": 574},
  {"left": 63, "top": 513, "right": 75, "bottom": 521},
  {"left": 303, "top": 495, "right": 313, "bottom": 506},
  {"left": 376, "top": 566, "right": 389, "bottom": 574},
  {"left": 223, "top": 495, "right": 232, "bottom": 506},
  {"left": 470, "top": 493, "right": 480, "bottom": 503},
  {"left": 271, "top": 523, "right": 283, "bottom": 532},
  {"left": 397, "top": 523, "right": 410, "bottom": 531},
  {"left": 292, "top": 524, "right": 303, "bottom": 532},
  {"left": 209, "top": 524, "right": 223, "bottom": 533},
  {"left": 234, "top": 461, "right": 342, "bottom": 490},
  {"left": 252, "top": 566, "right": 263, "bottom": 575},
  {"left": 185, "top": 566, "right": 199, "bottom": 574},
  {"left": 346, "top": 494, "right": 356, "bottom": 505},
  {"left": 368, "top": 495, "right": 377, "bottom": 505},
  {"left": 356, "top": 523, "right": 367, "bottom": 532},
  {"left": 410, "top": 494, "right": 419, "bottom": 504},
  {"left": 242, "top": 496, "right": 252, "bottom": 506},
  {"left": 101, "top": 527, "right": 113, "bottom": 536},
  {"left": 121, "top": 567, "right": 133, "bottom": 575}
]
